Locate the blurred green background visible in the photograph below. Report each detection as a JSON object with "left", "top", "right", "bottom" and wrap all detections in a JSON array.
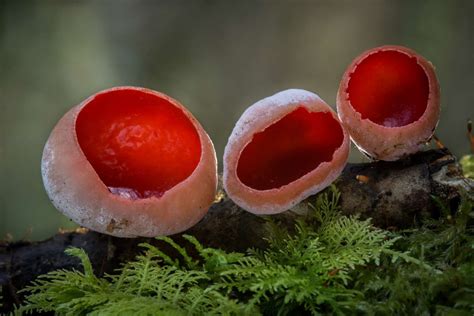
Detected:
[{"left": 1, "top": 0, "right": 473, "bottom": 241}]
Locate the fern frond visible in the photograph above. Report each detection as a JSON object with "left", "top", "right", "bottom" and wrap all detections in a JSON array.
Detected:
[
  {"left": 19, "top": 245, "right": 252, "bottom": 315},
  {"left": 138, "top": 242, "right": 179, "bottom": 267},
  {"left": 16, "top": 186, "right": 473, "bottom": 315},
  {"left": 153, "top": 236, "right": 197, "bottom": 269}
]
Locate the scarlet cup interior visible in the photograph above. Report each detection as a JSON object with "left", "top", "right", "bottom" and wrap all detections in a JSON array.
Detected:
[
  {"left": 347, "top": 50, "right": 429, "bottom": 127},
  {"left": 236, "top": 107, "right": 343, "bottom": 190},
  {"left": 76, "top": 88, "right": 201, "bottom": 199}
]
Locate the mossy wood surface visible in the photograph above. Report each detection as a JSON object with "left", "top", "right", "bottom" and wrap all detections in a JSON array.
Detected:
[{"left": 1, "top": 148, "right": 473, "bottom": 311}]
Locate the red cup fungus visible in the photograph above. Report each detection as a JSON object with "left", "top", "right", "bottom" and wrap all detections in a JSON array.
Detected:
[
  {"left": 337, "top": 45, "right": 440, "bottom": 161},
  {"left": 223, "top": 89, "right": 350, "bottom": 215},
  {"left": 41, "top": 87, "right": 218, "bottom": 237}
]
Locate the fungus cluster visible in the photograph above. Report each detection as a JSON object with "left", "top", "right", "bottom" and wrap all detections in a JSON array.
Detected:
[{"left": 42, "top": 45, "right": 440, "bottom": 236}]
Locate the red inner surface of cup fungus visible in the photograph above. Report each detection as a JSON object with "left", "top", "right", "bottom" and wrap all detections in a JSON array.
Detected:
[
  {"left": 347, "top": 50, "right": 429, "bottom": 127},
  {"left": 76, "top": 89, "right": 201, "bottom": 199},
  {"left": 236, "top": 107, "right": 343, "bottom": 191}
]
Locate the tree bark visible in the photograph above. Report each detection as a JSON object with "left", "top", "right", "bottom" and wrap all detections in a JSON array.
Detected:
[{"left": 1, "top": 148, "right": 472, "bottom": 310}]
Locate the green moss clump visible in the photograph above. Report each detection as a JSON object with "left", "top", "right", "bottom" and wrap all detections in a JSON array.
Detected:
[
  {"left": 460, "top": 154, "right": 474, "bottom": 179},
  {"left": 13, "top": 186, "right": 474, "bottom": 315},
  {"left": 354, "top": 191, "right": 474, "bottom": 314}
]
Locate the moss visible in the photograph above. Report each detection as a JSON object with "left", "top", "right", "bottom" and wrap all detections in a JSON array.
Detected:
[
  {"left": 460, "top": 154, "right": 474, "bottom": 179},
  {"left": 12, "top": 186, "right": 474, "bottom": 315}
]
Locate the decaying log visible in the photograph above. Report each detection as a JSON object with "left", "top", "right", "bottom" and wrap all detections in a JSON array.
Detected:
[{"left": 1, "top": 148, "right": 472, "bottom": 310}]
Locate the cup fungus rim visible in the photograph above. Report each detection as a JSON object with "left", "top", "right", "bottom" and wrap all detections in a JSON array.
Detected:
[
  {"left": 72, "top": 86, "right": 208, "bottom": 203},
  {"left": 339, "top": 45, "right": 439, "bottom": 131},
  {"left": 336, "top": 45, "right": 440, "bottom": 161},
  {"left": 223, "top": 89, "right": 350, "bottom": 214},
  {"left": 234, "top": 109, "right": 346, "bottom": 195},
  {"left": 41, "top": 86, "right": 218, "bottom": 237}
]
